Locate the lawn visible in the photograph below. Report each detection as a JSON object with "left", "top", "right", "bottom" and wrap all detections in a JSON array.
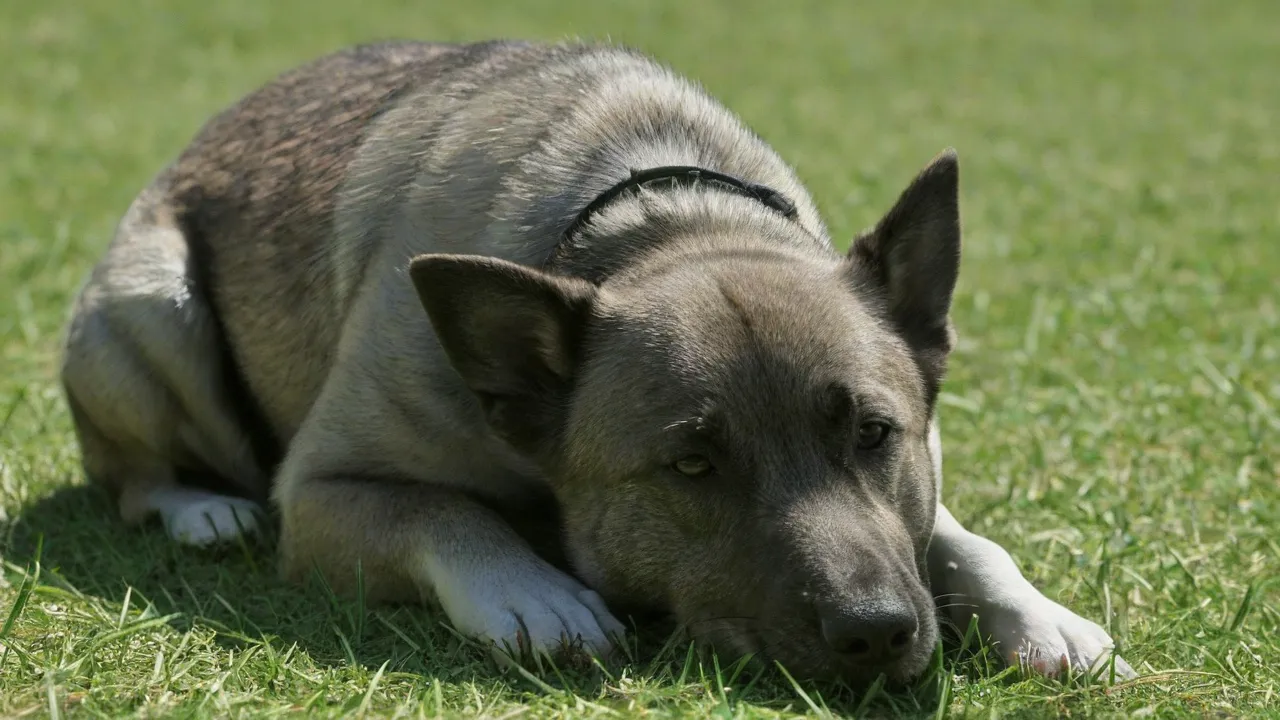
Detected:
[{"left": 2, "top": 0, "right": 1278, "bottom": 717}]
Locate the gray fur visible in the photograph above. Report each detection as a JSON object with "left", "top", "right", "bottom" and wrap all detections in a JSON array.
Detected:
[{"left": 61, "top": 39, "right": 1132, "bottom": 684}]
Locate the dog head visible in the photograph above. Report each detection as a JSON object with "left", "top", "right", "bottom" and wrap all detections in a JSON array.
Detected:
[{"left": 410, "top": 151, "right": 961, "bottom": 685}]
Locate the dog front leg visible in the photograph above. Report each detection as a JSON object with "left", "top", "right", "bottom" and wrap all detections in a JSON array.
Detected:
[
  {"left": 275, "top": 475, "right": 626, "bottom": 662},
  {"left": 925, "top": 421, "right": 1134, "bottom": 678},
  {"left": 928, "top": 505, "right": 1133, "bottom": 678}
]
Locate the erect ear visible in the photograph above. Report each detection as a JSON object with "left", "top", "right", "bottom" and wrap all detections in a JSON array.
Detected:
[
  {"left": 409, "top": 254, "right": 598, "bottom": 455},
  {"left": 847, "top": 149, "right": 962, "bottom": 394}
]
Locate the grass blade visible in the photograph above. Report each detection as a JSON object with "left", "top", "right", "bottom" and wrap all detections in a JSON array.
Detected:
[
  {"left": 774, "top": 660, "right": 828, "bottom": 718},
  {"left": 2, "top": 534, "right": 42, "bottom": 644},
  {"left": 357, "top": 660, "right": 389, "bottom": 716}
]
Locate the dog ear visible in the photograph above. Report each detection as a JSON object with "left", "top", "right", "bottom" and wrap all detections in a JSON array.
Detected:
[
  {"left": 409, "top": 254, "right": 598, "bottom": 454},
  {"left": 847, "top": 149, "right": 962, "bottom": 394}
]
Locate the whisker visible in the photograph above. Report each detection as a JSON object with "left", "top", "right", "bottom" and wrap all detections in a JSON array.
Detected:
[{"left": 933, "top": 600, "right": 978, "bottom": 609}]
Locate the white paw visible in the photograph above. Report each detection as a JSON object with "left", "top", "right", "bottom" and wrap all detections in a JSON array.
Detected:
[
  {"left": 984, "top": 594, "right": 1135, "bottom": 680},
  {"left": 161, "top": 495, "right": 264, "bottom": 547},
  {"left": 434, "top": 561, "right": 626, "bottom": 664}
]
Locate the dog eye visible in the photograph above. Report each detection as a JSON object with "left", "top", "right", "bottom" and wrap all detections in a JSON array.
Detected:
[
  {"left": 856, "top": 421, "right": 891, "bottom": 450},
  {"left": 672, "top": 455, "right": 715, "bottom": 478}
]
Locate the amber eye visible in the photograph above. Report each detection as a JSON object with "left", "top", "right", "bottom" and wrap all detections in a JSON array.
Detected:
[
  {"left": 856, "top": 421, "right": 891, "bottom": 450},
  {"left": 672, "top": 455, "right": 715, "bottom": 478}
]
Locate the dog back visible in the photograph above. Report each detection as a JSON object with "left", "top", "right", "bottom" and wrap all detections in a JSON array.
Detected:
[{"left": 156, "top": 40, "right": 828, "bottom": 442}]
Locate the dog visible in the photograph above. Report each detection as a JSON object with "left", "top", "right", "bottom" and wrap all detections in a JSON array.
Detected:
[{"left": 60, "top": 39, "right": 1133, "bottom": 685}]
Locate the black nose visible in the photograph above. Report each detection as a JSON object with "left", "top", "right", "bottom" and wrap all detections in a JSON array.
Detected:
[{"left": 819, "top": 600, "right": 919, "bottom": 664}]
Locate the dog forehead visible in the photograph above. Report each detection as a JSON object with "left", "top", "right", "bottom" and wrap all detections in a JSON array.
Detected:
[{"left": 596, "top": 257, "right": 924, "bottom": 410}]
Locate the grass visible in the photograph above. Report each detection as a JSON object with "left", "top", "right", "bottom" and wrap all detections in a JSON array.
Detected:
[{"left": 1, "top": 0, "right": 1278, "bottom": 716}]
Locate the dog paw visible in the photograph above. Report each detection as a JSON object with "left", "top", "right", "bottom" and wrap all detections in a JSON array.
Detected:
[
  {"left": 985, "top": 594, "right": 1135, "bottom": 680},
  {"left": 161, "top": 495, "right": 264, "bottom": 547},
  {"left": 436, "top": 564, "right": 627, "bottom": 664}
]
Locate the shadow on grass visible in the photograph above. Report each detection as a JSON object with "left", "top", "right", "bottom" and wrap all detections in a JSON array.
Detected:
[{"left": 6, "top": 484, "right": 955, "bottom": 717}]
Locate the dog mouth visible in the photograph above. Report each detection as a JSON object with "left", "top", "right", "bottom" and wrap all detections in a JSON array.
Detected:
[
  {"left": 680, "top": 576, "right": 942, "bottom": 681},
  {"left": 679, "top": 601, "right": 938, "bottom": 687}
]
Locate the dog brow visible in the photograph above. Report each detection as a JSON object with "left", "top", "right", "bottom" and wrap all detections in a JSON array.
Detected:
[
  {"left": 663, "top": 417, "right": 700, "bottom": 432},
  {"left": 714, "top": 277, "right": 754, "bottom": 334},
  {"left": 663, "top": 413, "right": 714, "bottom": 434}
]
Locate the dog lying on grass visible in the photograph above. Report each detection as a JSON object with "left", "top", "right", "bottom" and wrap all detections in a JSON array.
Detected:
[{"left": 61, "top": 39, "right": 1133, "bottom": 685}]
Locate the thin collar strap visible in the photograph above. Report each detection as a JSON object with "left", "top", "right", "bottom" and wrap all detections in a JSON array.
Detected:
[{"left": 562, "top": 165, "right": 799, "bottom": 241}]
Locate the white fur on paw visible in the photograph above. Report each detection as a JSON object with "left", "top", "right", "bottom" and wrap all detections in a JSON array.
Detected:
[
  {"left": 986, "top": 594, "right": 1136, "bottom": 680},
  {"left": 434, "top": 562, "right": 626, "bottom": 664},
  {"left": 162, "top": 496, "right": 263, "bottom": 547}
]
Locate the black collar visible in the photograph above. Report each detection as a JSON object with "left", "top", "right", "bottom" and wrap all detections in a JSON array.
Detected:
[{"left": 562, "top": 166, "right": 799, "bottom": 241}]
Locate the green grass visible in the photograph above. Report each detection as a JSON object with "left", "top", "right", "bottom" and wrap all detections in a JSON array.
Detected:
[{"left": 2, "top": 0, "right": 1278, "bottom": 716}]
